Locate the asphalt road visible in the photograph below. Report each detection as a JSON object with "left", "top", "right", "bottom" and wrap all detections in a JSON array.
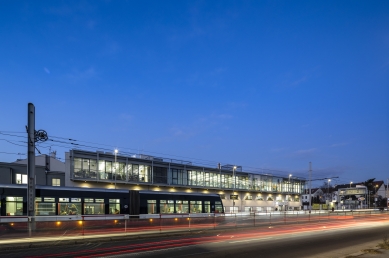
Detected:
[{"left": 1, "top": 215, "right": 389, "bottom": 258}]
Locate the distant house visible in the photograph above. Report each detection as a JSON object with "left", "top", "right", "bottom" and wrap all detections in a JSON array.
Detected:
[{"left": 301, "top": 188, "right": 326, "bottom": 208}]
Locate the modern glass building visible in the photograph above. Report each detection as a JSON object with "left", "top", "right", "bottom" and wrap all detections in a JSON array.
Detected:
[{"left": 66, "top": 149, "right": 306, "bottom": 212}]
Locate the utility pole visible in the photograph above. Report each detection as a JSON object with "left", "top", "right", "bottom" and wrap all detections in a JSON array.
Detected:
[
  {"left": 27, "top": 103, "right": 36, "bottom": 218},
  {"left": 232, "top": 166, "right": 236, "bottom": 213},
  {"left": 26, "top": 103, "right": 48, "bottom": 230},
  {"left": 309, "top": 162, "right": 312, "bottom": 212}
]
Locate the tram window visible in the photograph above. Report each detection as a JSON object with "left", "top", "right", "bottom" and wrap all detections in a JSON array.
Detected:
[
  {"left": 5, "top": 197, "right": 23, "bottom": 216},
  {"left": 175, "top": 200, "right": 182, "bottom": 213},
  {"left": 160, "top": 200, "right": 174, "bottom": 213},
  {"left": 71, "top": 198, "right": 81, "bottom": 202},
  {"left": 215, "top": 201, "right": 223, "bottom": 213},
  {"left": 96, "top": 199, "right": 104, "bottom": 203},
  {"left": 109, "top": 199, "right": 120, "bottom": 214},
  {"left": 215, "top": 203, "right": 223, "bottom": 213},
  {"left": 190, "top": 201, "right": 202, "bottom": 213},
  {"left": 84, "top": 201, "right": 105, "bottom": 215},
  {"left": 35, "top": 197, "right": 42, "bottom": 202},
  {"left": 36, "top": 202, "right": 55, "bottom": 216},
  {"left": 85, "top": 198, "right": 94, "bottom": 202},
  {"left": 59, "top": 198, "right": 69, "bottom": 202},
  {"left": 147, "top": 200, "right": 157, "bottom": 214},
  {"left": 204, "top": 201, "right": 211, "bottom": 213},
  {"left": 59, "top": 200, "right": 81, "bottom": 215},
  {"left": 44, "top": 197, "right": 55, "bottom": 202},
  {"left": 175, "top": 200, "right": 188, "bottom": 213}
]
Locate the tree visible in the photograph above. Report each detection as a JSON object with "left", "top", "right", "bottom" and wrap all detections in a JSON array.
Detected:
[
  {"left": 363, "top": 178, "right": 376, "bottom": 192},
  {"left": 363, "top": 178, "right": 376, "bottom": 208}
]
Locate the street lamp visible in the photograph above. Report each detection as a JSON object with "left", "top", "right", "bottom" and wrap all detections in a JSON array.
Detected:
[
  {"left": 114, "top": 149, "right": 118, "bottom": 189},
  {"left": 233, "top": 166, "right": 237, "bottom": 213},
  {"left": 350, "top": 181, "right": 353, "bottom": 188},
  {"left": 328, "top": 179, "right": 331, "bottom": 204},
  {"left": 289, "top": 174, "right": 292, "bottom": 192}
]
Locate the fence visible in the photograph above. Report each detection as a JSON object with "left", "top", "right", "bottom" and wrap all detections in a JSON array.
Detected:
[{"left": 0, "top": 209, "right": 388, "bottom": 241}]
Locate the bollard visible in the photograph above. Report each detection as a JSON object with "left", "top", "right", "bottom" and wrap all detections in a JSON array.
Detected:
[
  {"left": 82, "top": 216, "right": 85, "bottom": 236},
  {"left": 188, "top": 214, "right": 191, "bottom": 231},
  {"left": 270, "top": 212, "right": 272, "bottom": 227},
  {"left": 28, "top": 216, "right": 32, "bottom": 238},
  {"left": 125, "top": 217, "right": 127, "bottom": 233},
  {"left": 214, "top": 213, "right": 216, "bottom": 230}
]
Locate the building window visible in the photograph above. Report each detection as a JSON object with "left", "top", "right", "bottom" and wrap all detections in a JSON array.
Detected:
[
  {"left": 245, "top": 195, "right": 253, "bottom": 200},
  {"left": 52, "top": 178, "right": 60, "bottom": 186},
  {"left": 16, "top": 174, "right": 27, "bottom": 184},
  {"left": 256, "top": 195, "right": 264, "bottom": 201}
]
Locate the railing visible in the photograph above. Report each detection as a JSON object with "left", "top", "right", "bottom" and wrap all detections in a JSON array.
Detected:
[{"left": 0, "top": 209, "right": 388, "bottom": 242}]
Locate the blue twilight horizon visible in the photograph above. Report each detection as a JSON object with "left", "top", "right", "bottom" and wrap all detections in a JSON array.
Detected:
[{"left": 0, "top": 1, "right": 388, "bottom": 187}]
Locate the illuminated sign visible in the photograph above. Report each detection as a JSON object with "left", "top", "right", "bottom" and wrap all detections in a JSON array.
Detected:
[
  {"left": 230, "top": 195, "right": 239, "bottom": 200},
  {"left": 339, "top": 188, "right": 367, "bottom": 195}
]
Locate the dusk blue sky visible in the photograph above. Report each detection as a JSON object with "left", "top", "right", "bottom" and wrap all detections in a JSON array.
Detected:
[{"left": 1, "top": 1, "right": 388, "bottom": 186}]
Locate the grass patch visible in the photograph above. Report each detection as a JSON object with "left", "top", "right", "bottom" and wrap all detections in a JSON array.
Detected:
[
  {"left": 377, "top": 243, "right": 389, "bottom": 250},
  {"left": 377, "top": 234, "right": 389, "bottom": 250},
  {"left": 362, "top": 249, "right": 382, "bottom": 254}
]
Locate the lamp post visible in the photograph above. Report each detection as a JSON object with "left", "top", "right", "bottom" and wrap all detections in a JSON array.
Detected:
[
  {"left": 327, "top": 179, "right": 331, "bottom": 204},
  {"left": 114, "top": 149, "right": 118, "bottom": 189},
  {"left": 289, "top": 174, "right": 292, "bottom": 192},
  {"left": 233, "top": 166, "right": 237, "bottom": 213},
  {"left": 350, "top": 181, "right": 353, "bottom": 188}
]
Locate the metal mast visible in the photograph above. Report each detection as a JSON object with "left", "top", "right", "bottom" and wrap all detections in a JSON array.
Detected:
[{"left": 27, "top": 103, "right": 36, "bottom": 217}]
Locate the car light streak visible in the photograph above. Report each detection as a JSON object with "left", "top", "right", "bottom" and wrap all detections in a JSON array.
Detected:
[{"left": 23, "top": 215, "right": 389, "bottom": 258}]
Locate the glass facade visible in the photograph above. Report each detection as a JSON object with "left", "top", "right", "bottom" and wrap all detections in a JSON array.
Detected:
[
  {"left": 72, "top": 155, "right": 305, "bottom": 195},
  {"left": 73, "top": 158, "right": 151, "bottom": 183}
]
